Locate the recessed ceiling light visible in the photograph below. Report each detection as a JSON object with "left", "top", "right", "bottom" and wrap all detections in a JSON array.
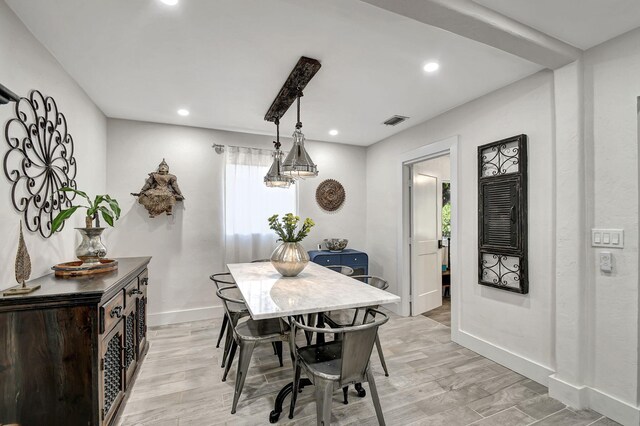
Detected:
[
  {"left": 160, "top": 0, "right": 178, "bottom": 5},
  {"left": 177, "top": 109, "right": 189, "bottom": 116},
  {"left": 329, "top": 129, "right": 339, "bottom": 136},
  {"left": 423, "top": 62, "right": 440, "bottom": 73}
]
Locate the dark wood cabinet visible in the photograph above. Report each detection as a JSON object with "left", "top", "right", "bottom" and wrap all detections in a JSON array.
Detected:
[{"left": 0, "top": 256, "right": 151, "bottom": 426}]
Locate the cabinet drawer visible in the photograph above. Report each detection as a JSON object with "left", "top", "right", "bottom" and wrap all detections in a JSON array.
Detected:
[
  {"left": 124, "top": 277, "right": 140, "bottom": 310},
  {"left": 313, "top": 254, "right": 341, "bottom": 266},
  {"left": 101, "top": 292, "right": 125, "bottom": 335},
  {"left": 341, "top": 253, "right": 368, "bottom": 266}
]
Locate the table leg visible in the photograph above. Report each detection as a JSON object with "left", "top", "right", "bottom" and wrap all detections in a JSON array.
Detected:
[
  {"left": 316, "top": 312, "right": 325, "bottom": 344},
  {"left": 269, "top": 378, "right": 313, "bottom": 423}
]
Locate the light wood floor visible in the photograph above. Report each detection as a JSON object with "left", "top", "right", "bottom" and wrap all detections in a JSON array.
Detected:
[
  {"left": 422, "top": 298, "right": 451, "bottom": 327},
  {"left": 116, "top": 310, "right": 618, "bottom": 426}
]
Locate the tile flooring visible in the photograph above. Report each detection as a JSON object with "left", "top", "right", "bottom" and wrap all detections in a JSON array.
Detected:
[
  {"left": 422, "top": 297, "right": 451, "bottom": 327},
  {"left": 116, "top": 310, "right": 618, "bottom": 426}
]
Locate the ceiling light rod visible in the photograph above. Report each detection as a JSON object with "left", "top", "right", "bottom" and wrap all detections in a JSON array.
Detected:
[
  {"left": 281, "top": 89, "right": 318, "bottom": 178},
  {"left": 0, "top": 83, "right": 20, "bottom": 105},
  {"left": 264, "top": 56, "right": 321, "bottom": 123},
  {"left": 264, "top": 118, "right": 294, "bottom": 188}
]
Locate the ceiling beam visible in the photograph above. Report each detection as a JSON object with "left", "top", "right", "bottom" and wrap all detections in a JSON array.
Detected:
[
  {"left": 264, "top": 56, "right": 322, "bottom": 123},
  {"left": 360, "top": 0, "right": 582, "bottom": 69}
]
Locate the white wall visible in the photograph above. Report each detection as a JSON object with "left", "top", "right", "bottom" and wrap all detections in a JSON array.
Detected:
[
  {"left": 105, "top": 118, "right": 366, "bottom": 325},
  {"left": 582, "top": 28, "right": 640, "bottom": 417},
  {"left": 0, "top": 1, "right": 107, "bottom": 290},
  {"left": 366, "top": 71, "right": 556, "bottom": 377}
]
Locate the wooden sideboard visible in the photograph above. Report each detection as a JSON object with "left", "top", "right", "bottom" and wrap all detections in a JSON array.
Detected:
[{"left": 0, "top": 256, "right": 151, "bottom": 426}]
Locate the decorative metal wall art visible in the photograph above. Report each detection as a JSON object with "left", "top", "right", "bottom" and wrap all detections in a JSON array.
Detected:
[
  {"left": 316, "top": 179, "right": 346, "bottom": 212},
  {"left": 3, "top": 222, "right": 41, "bottom": 296},
  {"left": 132, "top": 159, "right": 184, "bottom": 217},
  {"left": 4, "top": 90, "right": 78, "bottom": 238},
  {"left": 478, "top": 134, "right": 528, "bottom": 294}
]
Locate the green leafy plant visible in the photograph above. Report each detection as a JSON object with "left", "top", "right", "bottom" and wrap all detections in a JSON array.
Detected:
[
  {"left": 268, "top": 213, "right": 314, "bottom": 243},
  {"left": 442, "top": 202, "right": 451, "bottom": 238},
  {"left": 51, "top": 187, "right": 121, "bottom": 233}
]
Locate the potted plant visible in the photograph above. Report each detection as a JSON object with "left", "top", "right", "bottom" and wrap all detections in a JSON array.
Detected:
[
  {"left": 51, "top": 188, "right": 121, "bottom": 264},
  {"left": 268, "top": 213, "right": 314, "bottom": 277}
]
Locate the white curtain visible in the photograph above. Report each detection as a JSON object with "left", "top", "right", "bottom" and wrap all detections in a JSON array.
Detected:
[{"left": 224, "top": 146, "right": 297, "bottom": 264}]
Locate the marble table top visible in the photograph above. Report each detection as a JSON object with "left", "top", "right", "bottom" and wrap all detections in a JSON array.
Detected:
[{"left": 227, "top": 262, "right": 400, "bottom": 320}]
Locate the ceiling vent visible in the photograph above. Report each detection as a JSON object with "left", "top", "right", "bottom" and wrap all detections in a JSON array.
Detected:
[{"left": 383, "top": 115, "right": 409, "bottom": 126}]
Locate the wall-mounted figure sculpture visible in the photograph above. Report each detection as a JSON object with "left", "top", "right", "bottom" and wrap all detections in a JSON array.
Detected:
[{"left": 132, "top": 159, "right": 184, "bottom": 217}]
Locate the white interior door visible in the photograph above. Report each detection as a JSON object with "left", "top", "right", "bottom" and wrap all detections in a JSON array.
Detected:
[{"left": 411, "top": 170, "right": 442, "bottom": 316}]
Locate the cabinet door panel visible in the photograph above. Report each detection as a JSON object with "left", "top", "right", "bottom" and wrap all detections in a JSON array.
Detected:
[
  {"left": 100, "top": 320, "right": 124, "bottom": 426},
  {"left": 123, "top": 305, "right": 137, "bottom": 387}
]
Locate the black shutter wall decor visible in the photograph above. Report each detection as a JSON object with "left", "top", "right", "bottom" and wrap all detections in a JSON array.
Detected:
[{"left": 478, "top": 134, "right": 528, "bottom": 294}]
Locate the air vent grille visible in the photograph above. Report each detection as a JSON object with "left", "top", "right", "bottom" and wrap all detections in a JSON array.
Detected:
[{"left": 383, "top": 115, "right": 409, "bottom": 126}]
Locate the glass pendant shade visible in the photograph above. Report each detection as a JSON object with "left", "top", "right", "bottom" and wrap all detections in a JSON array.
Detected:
[
  {"left": 264, "top": 149, "right": 293, "bottom": 188},
  {"left": 282, "top": 129, "right": 318, "bottom": 178}
]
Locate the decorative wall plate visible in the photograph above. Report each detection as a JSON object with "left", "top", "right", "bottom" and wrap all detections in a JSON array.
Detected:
[
  {"left": 4, "top": 90, "right": 78, "bottom": 238},
  {"left": 316, "top": 179, "right": 345, "bottom": 212}
]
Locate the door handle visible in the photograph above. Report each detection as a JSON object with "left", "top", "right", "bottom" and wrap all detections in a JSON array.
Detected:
[{"left": 510, "top": 206, "right": 516, "bottom": 223}]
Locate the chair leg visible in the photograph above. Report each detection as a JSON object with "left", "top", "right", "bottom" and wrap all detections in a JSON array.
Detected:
[
  {"left": 375, "top": 335, "right": 389, "bottom": 377},
  {"left": 342, "top": 386, "right": 349, "bottom": 404},
  {"left": 288, "top": 361, "right": 302, "bottom": 419},
  {"left": 366, "top": 367, "right": 386, "bottom": 426},
  {"left": 231, "top": 340, "right": 256, "bottom": 414},
  {"left": 216, "top": 314, "right": 228, "bottom": 348},
  {"left": 222, "top": 340, "right": 237, "bottom": 382},
  {"left": 272, "top": 341, "right": 278, "bottom": 355},
  {"left": 305, "top": 313, "right": 317, "bottom": 345},
  {"left": 275, "top": 341, "right": 284, "bottom": 367},
  {"left": 314, "top": 378, "right": 333, "bottom": 426},
  {"left": 221, "top": 323, "right": 233, "bottom": 368}
]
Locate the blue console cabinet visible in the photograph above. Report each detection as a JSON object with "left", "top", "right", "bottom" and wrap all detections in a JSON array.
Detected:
[{"left": 308, "top": 249, "right": 368, "bottom": 276}]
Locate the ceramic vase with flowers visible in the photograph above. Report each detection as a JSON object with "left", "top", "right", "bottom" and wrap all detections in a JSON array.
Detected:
[{"left": 268, "top": 213, "right": 314, "bottom": 277}]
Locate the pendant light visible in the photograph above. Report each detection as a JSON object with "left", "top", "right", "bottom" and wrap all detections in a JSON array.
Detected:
[
  {"left": 282, "top": 89, "right": 318, "bottom": 178},
  {"left": 264, "top": 119, "right": 294, "bottom": 188}
]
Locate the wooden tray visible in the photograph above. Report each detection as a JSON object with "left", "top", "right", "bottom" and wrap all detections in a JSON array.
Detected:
[{"left": 52, "top": 259, "right": 118, "bottom": 277}]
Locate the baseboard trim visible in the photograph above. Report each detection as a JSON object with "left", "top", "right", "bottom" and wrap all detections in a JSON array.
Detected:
[
  {"left": 452, "top": 328, "right": 553, "bottom": 386},
  {"left": 588, "top": 387, "right": 639, "bottom": 426},
  {"left": 148, "top": 305, "right": 223, "bottom": 327},
  {"left": 547, "top": 374, "right": 588, "bottom": 408}
]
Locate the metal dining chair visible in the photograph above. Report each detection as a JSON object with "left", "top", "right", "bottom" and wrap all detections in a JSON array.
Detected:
[
  {"left": 325, "top": 265, "right": 354, "bottom": 276},
  {"left": 209, "top": 273, "right": 250, "bottom": 368},
  {"left": 288, "top": 308, "right": 389, "bottom": 426},
  {"left": 324, "top": 275, "right": 390, "bottom": 378},
  {"left": 216, "top": 286, "right": 290, "bottom": 414}
]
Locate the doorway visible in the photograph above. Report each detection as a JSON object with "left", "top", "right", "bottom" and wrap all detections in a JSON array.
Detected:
[
  {"left": 396, "top": 135, "right": 458, "bottom": 331},
  {"left": 409, "top": 155, "right": 451, "bottom": 324}
]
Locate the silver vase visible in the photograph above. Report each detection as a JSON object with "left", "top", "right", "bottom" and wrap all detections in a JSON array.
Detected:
[
  {"left": 270, "top": 242, "right": 309, "bottom": 277},
  {"left": 75, "top": 227, "right": 107, "bottom": 264}
]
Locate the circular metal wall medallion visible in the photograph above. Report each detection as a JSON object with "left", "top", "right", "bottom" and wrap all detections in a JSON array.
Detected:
[{"left": 315, "top": 179, "right": 345, "bottom": 212}]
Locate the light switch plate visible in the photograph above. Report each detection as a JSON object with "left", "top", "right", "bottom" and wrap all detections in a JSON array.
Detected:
[{"left": 592, "top": 229, "right": 624, "bottom": 248}]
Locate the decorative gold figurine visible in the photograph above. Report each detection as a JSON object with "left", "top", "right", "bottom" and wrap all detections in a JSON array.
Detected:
[
  {"left": 132, "top": 159, "right": 185, "bottom": 218},
  {"left": 3, "top": 222, "right": 41, "bottom": 296}
]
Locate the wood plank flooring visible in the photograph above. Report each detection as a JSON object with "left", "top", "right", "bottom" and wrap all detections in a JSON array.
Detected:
[
  {"left": 422, "top": 298, "right": 451, "bottom": 327},
  {"left": 115, "top": 310, "right": 617, "bottom": 426}
]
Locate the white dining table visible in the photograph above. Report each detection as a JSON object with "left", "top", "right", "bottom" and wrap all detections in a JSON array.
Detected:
[
  {"left": 226, "top": 260, "right": 400, "bottom": 423},
  {"left": 226, "top": 261, "right": 400, "bottom": 320}
]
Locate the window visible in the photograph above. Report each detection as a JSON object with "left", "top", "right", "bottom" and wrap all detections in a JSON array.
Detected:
[{"left": 224, "top": 146, "right": 296, "bottom": 262}]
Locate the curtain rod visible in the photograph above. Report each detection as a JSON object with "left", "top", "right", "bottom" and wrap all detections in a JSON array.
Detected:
[{"left": 212, "top": 143, "right": 276, "bottom": 155}]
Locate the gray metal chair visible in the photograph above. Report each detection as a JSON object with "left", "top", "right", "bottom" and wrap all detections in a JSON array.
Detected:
[
  {"left": 288, "top": 309, "right": 389, "bottom": 425},
  {"left": 216, "top": 286, "right": 290, "bottom": 414},
  {"left": 325, "top": 265, "right": 354, "bottom": 276},
  {"left": 209, "top": 273, "right": 249, "bottom": 368},
  {"left": 324, "top": 275, "right": 390, "bottom": 378}
]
